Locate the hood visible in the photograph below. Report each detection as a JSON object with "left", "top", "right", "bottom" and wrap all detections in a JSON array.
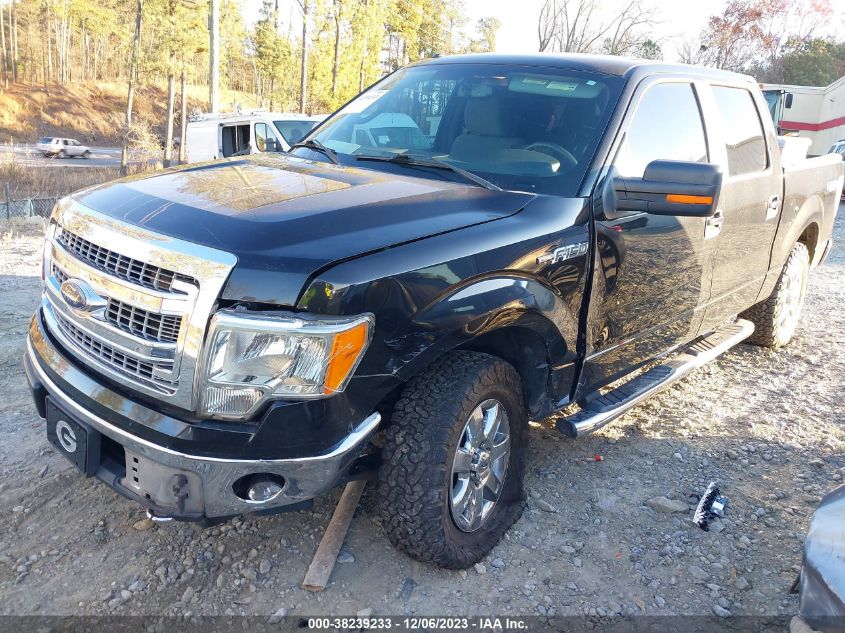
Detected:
[{"left": 74, "top": 155, "right": 535, "bottom": 306}]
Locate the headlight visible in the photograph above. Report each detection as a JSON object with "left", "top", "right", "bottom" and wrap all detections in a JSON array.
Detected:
[{"left": 199, "top": 309, "right": 373, "bottom": 419}]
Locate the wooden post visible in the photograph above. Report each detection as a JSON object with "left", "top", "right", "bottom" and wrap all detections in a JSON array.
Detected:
[{"left": 302, "top": 480, "right": 366, "bottom": 592}]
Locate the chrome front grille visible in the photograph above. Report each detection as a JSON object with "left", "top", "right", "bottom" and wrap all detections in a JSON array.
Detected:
[
  {"left": 52, "top": 263, "right": 183, "bottom": 344},
  {"left": 106, "top": 301, "right": 182, "bottom": 344},
  {"left": 54, "top": 311, "right": 176, "bottom": 394},
  {"left": 57, "top": 227, "right": 193, "bottom": 293},
  {"left": 42, "top": 199, "right": 237, "bottom": 411}
]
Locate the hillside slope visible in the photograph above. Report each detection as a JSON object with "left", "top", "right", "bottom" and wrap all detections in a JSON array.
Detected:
[{"left": 0, "top": 82, "right": 260, "bottom": 145}]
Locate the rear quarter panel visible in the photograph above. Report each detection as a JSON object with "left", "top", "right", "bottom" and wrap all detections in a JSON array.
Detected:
[{"left": 775, "top": 154, "right": 842, "bottom": 265}]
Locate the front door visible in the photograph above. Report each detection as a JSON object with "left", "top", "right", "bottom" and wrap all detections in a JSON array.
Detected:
[
  {"left": 579, "top": 80, "right": 716, "bottom": 395},
  {"left": 696, "top": 84, "right": 783, "bottom": 329}
]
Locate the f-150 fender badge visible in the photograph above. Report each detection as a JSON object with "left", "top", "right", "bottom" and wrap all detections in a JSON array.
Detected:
[{"left": 537, "top": 241, "right": 588, "bottom": 265}]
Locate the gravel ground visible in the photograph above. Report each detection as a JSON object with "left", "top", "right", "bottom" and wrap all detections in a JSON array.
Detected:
[{"left": 0, "top": 208, "right": 842, "bottom": 620}]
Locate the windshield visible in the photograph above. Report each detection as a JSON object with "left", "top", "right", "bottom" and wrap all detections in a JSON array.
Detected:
[
  {"left": 293, "top": 63, "right": 622, "bottom": 195},
  {"left": 274, "top": 120, "right": 320, "bottom": 145}
]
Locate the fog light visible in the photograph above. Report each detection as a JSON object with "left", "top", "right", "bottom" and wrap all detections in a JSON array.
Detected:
[
  {"left": 202, "top": 385, "right": 263, "bottom": 418},
  {"left": 234, "top": 474, "right": 286, "bottom": 503}
]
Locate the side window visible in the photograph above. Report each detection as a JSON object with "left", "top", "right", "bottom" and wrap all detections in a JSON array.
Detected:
[
  {"left": 615, "top": 82, "right": 708, "bottom": 178},
  {"left": 711, "top": 86, "right": 768, "bottom": 176},
  {"left": 255, "top": 123, "right": 276, "bottom": 152}
]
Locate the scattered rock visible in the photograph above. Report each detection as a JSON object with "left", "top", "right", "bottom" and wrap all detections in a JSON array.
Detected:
[
  {"left": 647, "top": 497, "right": 688, "bottom": 514},
  {"left": 259, "top": 559, "right": 272, "bottom": 574},
  {"left": 491, "top": 558, "right": 505, "bottom": 569},
  {"left": 712, "top": 604, "right": 731, "bottom": 618},
  {"left": 399, "top": 578, "right": 416, "bottom": 601},
  {"left": 474, "top": 563, "right": 487, "bottom": 575},
  {"left": 132, "top": 518, "right": 156, "bottom": 531},
  {"left": 689, "top": 565, "right": 710, "bottom": 582},
  {"left": 181, "top": 586, "right": 195, "bottom": 603},
  {"left": 357, "top": 608, "right": 373, "bottom": 618},
  {"left": 536, "top": 500, "right": 558, "bottom": 513},
  {"left": 337, "top": 551, "right": 355, "bottom": 564},
  {"left": 735, "top": 576, "right": 750, "bottom": 591},
  {"left": 268, "top": 607, "right": 287, "bottom": 624}
]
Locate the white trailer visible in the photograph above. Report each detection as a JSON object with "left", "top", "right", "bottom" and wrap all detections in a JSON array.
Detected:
[{"left": 762, "top": 77, "right": 845, "bottom": 155}]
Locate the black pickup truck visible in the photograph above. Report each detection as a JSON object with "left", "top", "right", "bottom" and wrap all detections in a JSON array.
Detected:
[{"left": 25, "top": 54, "right": 842, "bottom": 568}]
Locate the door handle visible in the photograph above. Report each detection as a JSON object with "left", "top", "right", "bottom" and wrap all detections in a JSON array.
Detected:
[
  {"left": 705, "top": 209, "right": 723, "bottom": 239},
  {"left": 766, "top": 194, "right": 780, "bottom": 221}
]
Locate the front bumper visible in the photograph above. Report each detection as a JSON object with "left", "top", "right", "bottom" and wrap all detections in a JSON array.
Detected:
[{"left": 25, "top": 314, "right": 380, "bottom": 521}]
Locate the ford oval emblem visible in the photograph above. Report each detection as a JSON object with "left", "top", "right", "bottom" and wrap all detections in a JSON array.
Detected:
[
  {"left": 60, "top": 280, "right": 88, "bottom": 310},
  {"left": 59, "top": 279, "right": 105, "bottom": 314}
]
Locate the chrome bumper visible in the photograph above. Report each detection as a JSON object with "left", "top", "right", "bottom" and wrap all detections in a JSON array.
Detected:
[{"left": 26, "top": 327, "right": 380, "bottom": 519}]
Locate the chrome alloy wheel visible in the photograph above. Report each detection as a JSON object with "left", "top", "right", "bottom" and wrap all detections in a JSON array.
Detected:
[
  {"left": 777, "top": 258, "right": 807, "bottom": 341},
  {"left": 449, "top": 399, "right": 511, "bottom": 532}
]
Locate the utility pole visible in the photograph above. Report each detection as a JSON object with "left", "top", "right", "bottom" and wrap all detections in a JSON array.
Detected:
[{"left": 208, "top": 0, "right": 219, "bottom": 113}]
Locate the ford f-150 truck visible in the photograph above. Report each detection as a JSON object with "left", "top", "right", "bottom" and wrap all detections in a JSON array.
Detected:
[{"left": 24, "top": 54, "right": 842, "bottom": 569}]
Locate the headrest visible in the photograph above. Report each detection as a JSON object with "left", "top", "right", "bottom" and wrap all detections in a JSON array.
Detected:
[{"left": 464, "top": 98, "right": 507, "bottom": 136}]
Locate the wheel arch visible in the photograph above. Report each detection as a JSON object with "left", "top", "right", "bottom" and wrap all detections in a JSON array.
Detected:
[{"left": 390, "top": 274, "right": 578, "bottom": 419}]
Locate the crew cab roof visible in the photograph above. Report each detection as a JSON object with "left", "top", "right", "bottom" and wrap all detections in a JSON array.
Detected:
[{"left": 411, "top": 53, "right": 755, "bottom": 85}]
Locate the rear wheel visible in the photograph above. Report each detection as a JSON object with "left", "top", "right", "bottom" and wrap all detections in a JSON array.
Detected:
[
  {"left": 378, "top": 351, "right": 527, "bottom": 568},
  {"left": 741, "top": 242, "right": 809, "bottom": 348},
  {"left": 57, "top": 149, "right": 66, "bottom": 159}
]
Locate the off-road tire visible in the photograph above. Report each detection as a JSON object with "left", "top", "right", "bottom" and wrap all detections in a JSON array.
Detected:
[
  {"left": 82, "top": 150, "right": 91, "bottom": 159},
  {"left": 741, "top": 242, "right": 809, "bottom": 348},
  {"left": 378, "top": 351, "right": 527, "bottom": 568},
  {"left": 57, "top": 149, "right": 66, "bottom": 159}
]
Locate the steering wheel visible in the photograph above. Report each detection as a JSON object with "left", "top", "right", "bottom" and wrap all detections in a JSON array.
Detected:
[{"left": 523, "top": 142, "right": 577, "bottom": 170}]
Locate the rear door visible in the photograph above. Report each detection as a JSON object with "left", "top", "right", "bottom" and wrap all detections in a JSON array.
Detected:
[
  {"left": 580, "top": 80, "right": 715, "bottom": 393},
  {"left": 696, "top": 83, "right": 782, "bottom": 328}
]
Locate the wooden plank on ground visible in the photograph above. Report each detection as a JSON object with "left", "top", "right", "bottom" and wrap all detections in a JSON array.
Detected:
[{"left": 302, "top": 479, "right": 366, "bottom": 592}]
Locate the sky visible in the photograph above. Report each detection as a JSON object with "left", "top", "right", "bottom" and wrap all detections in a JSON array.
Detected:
[{"left": 242, "top": 0, "right": 845, "bottom": 63}]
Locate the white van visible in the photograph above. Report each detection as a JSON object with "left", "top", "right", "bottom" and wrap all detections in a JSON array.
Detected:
[{"left": 184, "top": 111, "right": 325, "bottom": 163}]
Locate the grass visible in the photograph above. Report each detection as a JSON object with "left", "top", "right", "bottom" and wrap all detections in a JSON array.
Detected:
[
  {"left": 0, "top": 81, "right": 260, "bottom": 145},
  {"left": 0, "top": 147, "right": 160, "bottom": 201}
]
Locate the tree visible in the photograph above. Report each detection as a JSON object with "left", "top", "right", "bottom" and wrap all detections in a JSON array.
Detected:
[
  {"left": 536, "top": 0, "right": 658, "bottom": 56},
  {"left": 634, "top": 38, "right": 662, "bottom": 60},
  {"left": 469, "top": 16, "right": 501, "bottom": 53},
  {"left": 697, "top": 0, "right": 832, "bottom": 74},
  {"left": 297, "top": 0, "right": 308, "bottom": 112},
  {"left": 120, "top": 0, "right": 142, "bottom": 175},
  {"left": 779, "top": 37, "right": 845, "bottom": 86}
]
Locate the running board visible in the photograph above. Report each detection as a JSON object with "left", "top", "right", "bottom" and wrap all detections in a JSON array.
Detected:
[{"left": 557, "top": 319, "right": 754, "bottom": 438}]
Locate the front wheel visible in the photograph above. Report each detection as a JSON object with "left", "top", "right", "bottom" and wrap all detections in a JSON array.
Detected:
[
  {"left": 378, "top": 351, "right": 527, "bottom": 568},
  {"left": 82, "top": 150, "right": 91, "bottom": 159},
  {"left": 741, "top": 242, "right": 809, "bottom": 348},
  {"left": 57, "top": 149, "right": 66, "bottom": 159}
]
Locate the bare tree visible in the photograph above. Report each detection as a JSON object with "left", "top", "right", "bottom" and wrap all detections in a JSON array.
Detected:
[
  {"left": 0, "top": 2, "right": 8, "bottom": 87},
  {"left": 179, "top": 70, "right": 187, "bottom": 163},
  {"left": 537, "top": 0, "right": 558, "bottom": 52},
  {"left": 297, "top": 0, "right": 308, "bottom": 113},
  {"left": 120, "top": 0, "right": 143, "bottom": 176},
  {"left": 163, "top": 69, "right": 175, "bottom": 166},
  {"left": 676, "top": 35, "right": 708, "bottom": 65},
  {"left": 537, "top": 0, "right": 658, "bottom": 56},
  {"left": 209, "top": 0, "right": 219, "bottom": 113}
]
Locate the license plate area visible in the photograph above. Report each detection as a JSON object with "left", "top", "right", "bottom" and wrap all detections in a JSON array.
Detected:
[{"left": 46, "top": 398, "right": 101, "bottom": 476}]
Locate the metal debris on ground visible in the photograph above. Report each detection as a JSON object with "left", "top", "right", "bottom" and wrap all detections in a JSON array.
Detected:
[{"left": 692, "top": 481, "right": 729, "bottom": 531}]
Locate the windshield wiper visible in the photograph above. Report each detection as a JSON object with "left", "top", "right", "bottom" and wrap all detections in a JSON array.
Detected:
[
  {"left": 356, "top": 153, "right": 502, "bottom": 191},
  {"left": 290, "top": 139, "right": 340, "bottom": 165}
]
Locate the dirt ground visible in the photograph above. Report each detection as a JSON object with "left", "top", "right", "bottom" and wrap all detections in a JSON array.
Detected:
[{"left": 0, "top": 208, "right": 842, "bottom": 621}]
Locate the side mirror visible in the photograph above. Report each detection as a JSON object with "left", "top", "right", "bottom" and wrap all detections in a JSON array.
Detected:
[
  {"left": 784, "top": 93, "right": 793, "bottom": 109},
  {"left": 612, "top": 160, "right": 722, "bottom": 217}
]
